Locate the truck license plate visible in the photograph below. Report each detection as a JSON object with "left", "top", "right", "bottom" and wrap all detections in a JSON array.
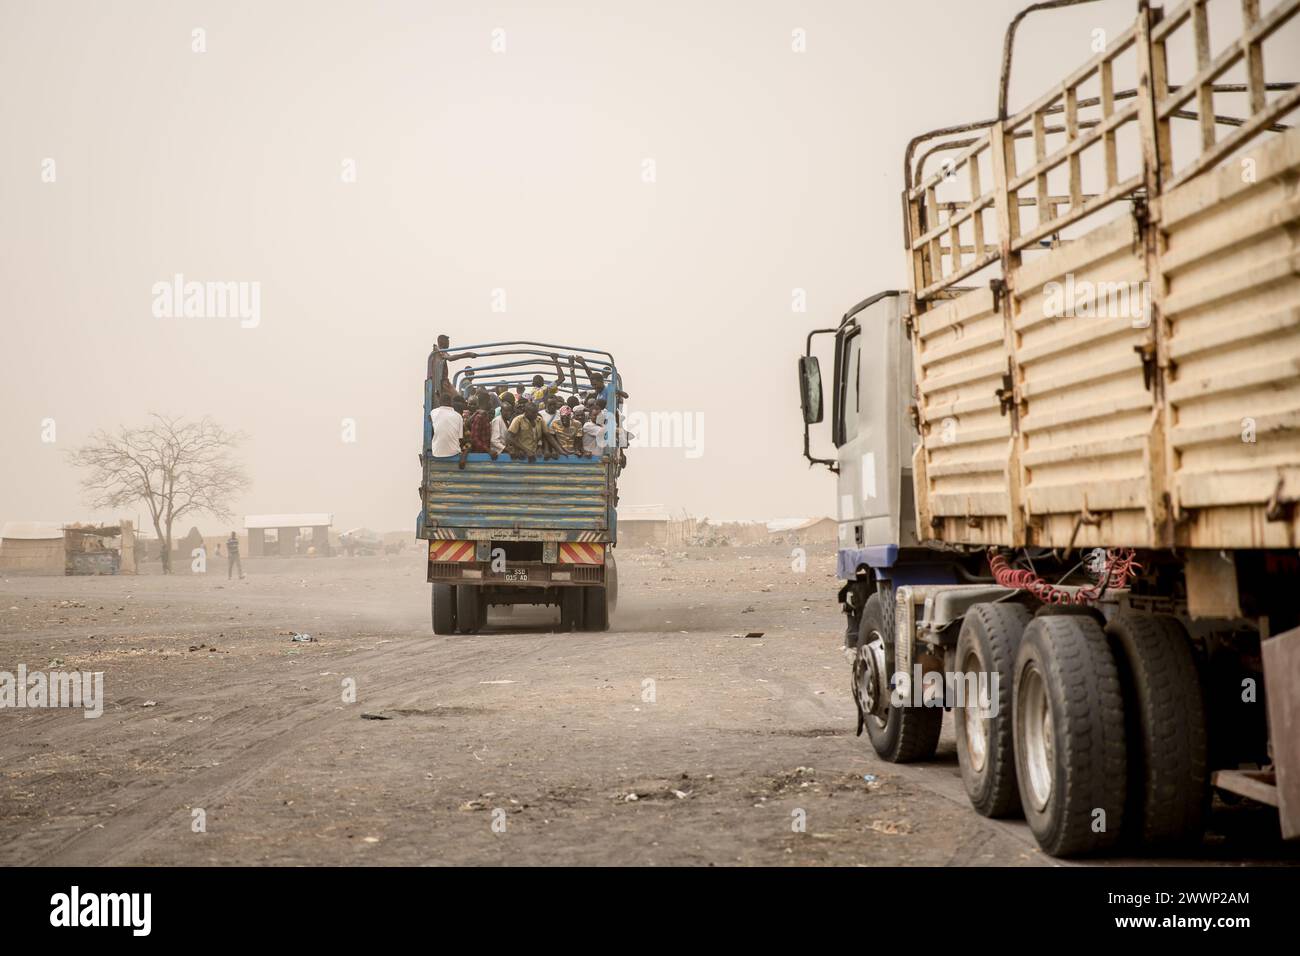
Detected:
[{"left": 504, "top": 569, "right": 529, "bottom": 582}]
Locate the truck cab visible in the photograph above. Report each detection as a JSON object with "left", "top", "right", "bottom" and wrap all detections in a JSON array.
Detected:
[{"left": 802, "top": 291, "right": 921, "bottom": 565}]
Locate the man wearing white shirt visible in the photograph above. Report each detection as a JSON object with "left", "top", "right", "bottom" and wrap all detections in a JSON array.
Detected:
[
  {"left": 490, "top": 407, "right": 509, "bottom": 455},
  {"left": 430, "top": 395, "right": 464, "bottom": 458},
  {"left": 575, "top": 408, "right": 604, "bottom": 458}
]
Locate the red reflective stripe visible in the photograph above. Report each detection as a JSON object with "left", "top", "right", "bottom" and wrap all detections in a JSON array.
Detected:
[
  {"left": 559, "top": 542, "right": 604, "bottom": 564},
  {"left": 430, "top": 540, "right": 475, "bottom": 562}
]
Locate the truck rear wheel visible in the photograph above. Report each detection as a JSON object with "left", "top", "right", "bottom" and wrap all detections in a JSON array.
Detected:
[
  {"left": 606, "top": 554, "right": 618, "bottom": 616},
  {"left": 456, "top": 586, "right": 484, "bottom": 633},
  {"left": 1013, "top": 614, "right": 1127, "bottom": 857},
  {"left": 583, "top": 586, "right": 610, "bottom": 631},
  {"left": 559, "top": 588, "right": 584, "bottom": 631},
  {"left": 1105, "top": 613, "right": 1208, "bottom": 847},
  {"left": 856, "top": 593, "right": 943, "bottom": 763},
  {"left": 954, "top": 602, "right": 1032, "bottom": 818},
  {"left": 431, "top": 583, "right": 456, "bottom": 635}
]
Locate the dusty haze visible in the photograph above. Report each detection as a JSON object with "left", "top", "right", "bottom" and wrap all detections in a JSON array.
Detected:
[{"left": 1, "top": 0, "right": 1211, "bottom": 532}]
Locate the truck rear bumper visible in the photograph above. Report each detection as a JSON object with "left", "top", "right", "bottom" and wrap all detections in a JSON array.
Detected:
[{"left": 427, "top": 560, "right": 605, "bottom": 588}]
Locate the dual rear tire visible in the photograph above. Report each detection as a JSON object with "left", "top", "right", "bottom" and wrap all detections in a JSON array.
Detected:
[
  {"left": 457, "top": 585, "right": 486, "bottom": 633},
  {"left": 1008, "top": 612, "right": 1208, "bottom": 856},
  {"left": 1012, "top": 613, "right": 1129, "bottom": 856},
  {"left": 1105, "top": 613, "right": 1208, "bottom": 847},
  {"left": 431, "top": 583, "right": 456, "bottom": 634},
  {"left": 567, "top": 555, "right": 616, "bottom": 632},
  {"left": 560, "top": 585, "right": 610, "bottom": 631},
  {"left": 866, "top": 590, "right": 1209, "bottom": 858},
  {"left": 954, "top": 602, "right": 1033, "bottom": 818},
  {"left": 430, "top": 584, "right": 485, "bottom": 635}
]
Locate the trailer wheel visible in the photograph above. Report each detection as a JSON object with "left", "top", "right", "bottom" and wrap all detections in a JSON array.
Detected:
[
  {"left": 583, "top": 586, "right": 609, "bottom": 631},
  {"left": 456, "top": 586, "right": 484, "bottom": 634},
  {"left": 1013, "top": 615, "right": 1127, "bottom": 856},
  {"left": 955, "top": 602, "right": 1033, "bottom": 818},
  {"left": 431, "top": 583, "right": 456, "bottom": 635},
  {"left": 559, "top": 588, "right": 584, "bottom": 631},
  {"left": 1105, "top": 614, "right": 1208, "bottom": 847},
  {"left": 857, "top": 593, "right": 943, "bottom": 763}
]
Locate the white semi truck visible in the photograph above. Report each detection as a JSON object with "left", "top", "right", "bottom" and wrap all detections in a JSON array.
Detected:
[{"left": 798, "top": 0, "right": 1300, "bottom": 856}]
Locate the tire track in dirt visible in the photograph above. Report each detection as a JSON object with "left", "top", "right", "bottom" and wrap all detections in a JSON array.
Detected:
[{"left": 7, "top": 631, "right": 555, "bottom": 865}]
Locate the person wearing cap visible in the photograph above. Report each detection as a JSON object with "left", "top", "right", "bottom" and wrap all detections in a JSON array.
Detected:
[
  {"left": 550, "top": 405, "right": 582, "bottom": 456},
  {"left": 497, "top": 390, "right": 517, "bottom": 425}
]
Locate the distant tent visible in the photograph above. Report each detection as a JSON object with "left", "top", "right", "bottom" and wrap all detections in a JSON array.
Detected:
[
  {"left": 0, "top": 522, "right": 65, "bottom": 573},
  {"left": 177, "top": 526, "right": 205, "bottom": 560}
]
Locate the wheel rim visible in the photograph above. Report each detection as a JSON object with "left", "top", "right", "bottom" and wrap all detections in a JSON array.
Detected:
[
  {"left": 1017, "top": 662, "right": 1054, "bottom": 811},
  {"left": 960, "top": 647, "right": 988, "bottom": 774},
  {"left": 856, "top": 629, "right": 889, "bottom": 730}
]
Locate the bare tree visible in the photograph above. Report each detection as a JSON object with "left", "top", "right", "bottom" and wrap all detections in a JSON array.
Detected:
[{"left": 69, "top": 414, "right": 250, "bottom": 573}]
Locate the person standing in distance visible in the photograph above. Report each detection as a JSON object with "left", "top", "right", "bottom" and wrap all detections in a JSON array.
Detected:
[{"left": 227, "top": 532, "right": 244, "bottom": 580}]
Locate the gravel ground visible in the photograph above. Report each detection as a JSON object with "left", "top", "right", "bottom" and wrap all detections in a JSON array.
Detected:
[{"left": 0, "top": 544, "right": 1292, "bottom": 866}]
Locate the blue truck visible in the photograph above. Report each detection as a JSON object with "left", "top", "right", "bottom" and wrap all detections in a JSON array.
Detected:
[{"left": 417, "top": 341, "right": 621, "bottom": 634}]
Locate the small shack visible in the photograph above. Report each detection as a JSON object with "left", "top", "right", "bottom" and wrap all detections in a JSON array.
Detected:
[
  {"left": 63, "top": 523, "right": 127, "bottom": 575},
  {"left": 618, "top": 505, "right": 672, "bottom": 548},
  {"left": 617, "top": 506, "right": 700, "bottom": 548},
  {"left": 244, "top": 513, "right": 333, "bottom": 557},
  {"left": 0, "top": 522, "right": 65, "bottom": 573},
  {"left": 766, "top": 517, "right": 838, "bottom": 545}
]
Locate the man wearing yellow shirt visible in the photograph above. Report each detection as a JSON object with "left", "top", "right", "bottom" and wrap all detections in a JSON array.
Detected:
[
  {"left": 529, "top": 353, "right": 569, "bottom": 404},
  {"left": 505, "top": 402, "right": 545, "bottom": 462}
]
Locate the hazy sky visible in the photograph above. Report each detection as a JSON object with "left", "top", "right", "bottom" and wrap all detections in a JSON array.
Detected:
[{"left": 2, "top": 0, "right": 1219, "bottom": 533}]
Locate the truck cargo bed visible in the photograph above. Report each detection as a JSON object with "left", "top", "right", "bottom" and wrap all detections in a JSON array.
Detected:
[{"left": 421, "top": 455, "right": 615, "bottom": 541}]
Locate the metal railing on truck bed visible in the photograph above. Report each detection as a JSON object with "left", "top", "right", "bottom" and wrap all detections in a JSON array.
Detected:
[
  {"left": 417, "top": 341, "right": 622, "bottom": 544},
  {"left": 905, "top": 0, "right": 1300, "bottom": 551}
]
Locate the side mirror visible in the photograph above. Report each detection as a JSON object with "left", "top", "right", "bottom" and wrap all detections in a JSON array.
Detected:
[{"left": 799, "top": 356, "right": 824, "bottom": 424}]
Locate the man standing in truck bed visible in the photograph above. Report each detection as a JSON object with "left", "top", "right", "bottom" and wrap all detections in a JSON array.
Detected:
[
  {"left": 574, "top": 355, "right": 628, "bottom": 405},
  {"left": 426, "top": 334, "right": 478, "bottom": 404}
]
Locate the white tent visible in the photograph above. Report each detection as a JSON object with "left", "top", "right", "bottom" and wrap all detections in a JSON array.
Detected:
[{"left": 0, "top": 522, "right": 65, "bottom": 573}]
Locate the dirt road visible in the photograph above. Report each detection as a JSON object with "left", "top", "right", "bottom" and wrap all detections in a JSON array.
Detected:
[{"left": 0, "top": 545, "right": 1291, "bottom": 866}]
